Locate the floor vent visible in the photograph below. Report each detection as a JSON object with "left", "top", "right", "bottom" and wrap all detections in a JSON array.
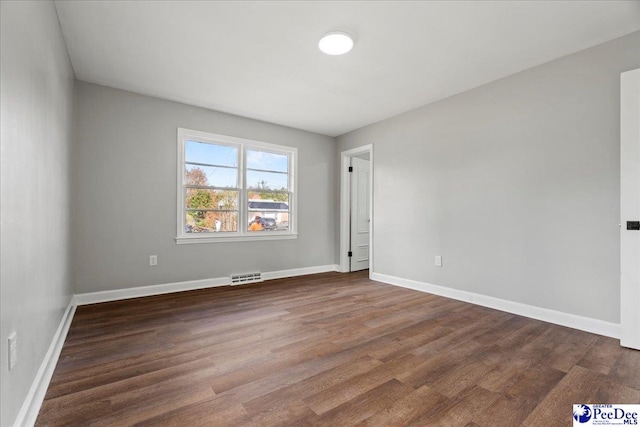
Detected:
[{"left": 230, "top": 272, "right": 262, "bottom": 285}]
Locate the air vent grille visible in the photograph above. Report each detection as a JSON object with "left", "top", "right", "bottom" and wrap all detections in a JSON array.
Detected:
[{"left": 230, "top": 272, "right": 262, "bottom": 285}]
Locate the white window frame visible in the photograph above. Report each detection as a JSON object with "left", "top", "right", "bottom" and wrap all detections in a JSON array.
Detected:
[{"left": 176, "top": 128, "right": 297, "bottom": 244}]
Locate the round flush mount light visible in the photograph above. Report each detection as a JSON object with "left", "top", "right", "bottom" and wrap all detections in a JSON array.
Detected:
[{"left": 318, "top": 31, "right": 354, "bottom": 55}]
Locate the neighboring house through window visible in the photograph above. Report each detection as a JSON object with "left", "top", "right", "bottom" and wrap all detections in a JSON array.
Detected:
[{"left": 176, "top": 128, "right": 297, "bottom": 243}]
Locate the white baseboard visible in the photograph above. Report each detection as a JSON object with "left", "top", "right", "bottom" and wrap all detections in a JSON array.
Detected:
[
  {"left": 371, "top": 272, "right": 620, "bottom": 339},
  {"left": 74, "top": 264, "right": 340, "bottom": 306},
  {"left": 74, "top": 276, "right": 230, "bottom": 305},
  {"left": 14, "top": 299, "right": 76, "bottom": 427},
  {"left": 262, "top": 264, "right": 339, "bottom": 281}
]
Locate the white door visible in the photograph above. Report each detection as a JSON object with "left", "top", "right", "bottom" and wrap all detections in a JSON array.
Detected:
[
  {"left": 620, "top": 69, "right": 640, "bottom": 350},
  {"left": 350, "top": 157, "right": 370, "bottom": 272}
]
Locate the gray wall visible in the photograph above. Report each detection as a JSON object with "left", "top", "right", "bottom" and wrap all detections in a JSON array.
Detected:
[
  {"left": 337, "top": 31, "right": 640, "bottom": 324},
  {"left": 73, "top": 82, "right": 337, "bottom": 293},
  {"left": 0, "top": 1, "right": 75, "bottom": 426}
]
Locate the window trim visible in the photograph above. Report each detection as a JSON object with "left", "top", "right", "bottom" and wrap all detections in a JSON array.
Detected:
[{"left": 176, "top": 128, "right": 297, "bottom": 244}]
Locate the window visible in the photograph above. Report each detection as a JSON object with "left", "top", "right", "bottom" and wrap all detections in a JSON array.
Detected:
[{"left": 176, "top": 128, "right": 297, "bottom": 243}]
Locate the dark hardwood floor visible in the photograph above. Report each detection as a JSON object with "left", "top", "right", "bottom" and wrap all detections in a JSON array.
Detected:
[{"left": 36, "top": 271, "right": 640, "bottom": 426}]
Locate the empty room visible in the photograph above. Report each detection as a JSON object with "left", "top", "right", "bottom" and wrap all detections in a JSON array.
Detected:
[{"left": 2, "top": 1, "right": 640, "bottom": 426}]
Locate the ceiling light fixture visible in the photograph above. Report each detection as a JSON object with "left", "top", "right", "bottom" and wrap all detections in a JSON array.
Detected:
[{"left": 318, "top": 31, "right": 354, "bottom": 55}]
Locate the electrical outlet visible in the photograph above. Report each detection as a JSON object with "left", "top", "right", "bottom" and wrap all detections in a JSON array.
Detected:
[
  {"left": 435, "top": 255, "right": 443, "bottom": 267},
  {"left": 149, "top": 255, "right": 158, "bottom": 266},
  {"left": 8, "top": 332, "right": 17, "bottom": 370}
]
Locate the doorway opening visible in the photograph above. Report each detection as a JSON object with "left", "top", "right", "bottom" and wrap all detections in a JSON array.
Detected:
[{"left": 339, "top": 144, "right": 373, "bottom": 274}]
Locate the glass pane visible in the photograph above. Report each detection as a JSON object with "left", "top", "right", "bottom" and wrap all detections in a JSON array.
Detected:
[
  {"left": 246, "top": 170, "right": 288, "bottom": 190},
  {"left": 185, "top": 211, "right": 238, "bottom": 233},
  {"left": 186, "top": 164, "right": 237, "bottom": 188},
  {"left": 186, "top": 189, "right": 238, "bottom": 210},
  {"left": 185, "top": 140, "right": 238, "bottom": 167},
  {"left": 247, "top": 212, "right": 290, "bottom": 232},
  {"left": 247, "top": 149, "right": 288, "bottom": 173},
  {"left": 248, "top": 192, "right": 289, "bottom": 211}
]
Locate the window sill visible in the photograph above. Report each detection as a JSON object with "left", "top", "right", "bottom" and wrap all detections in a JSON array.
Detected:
[{"left": 175, "top": 233, "right": 298, "bottom": 244}]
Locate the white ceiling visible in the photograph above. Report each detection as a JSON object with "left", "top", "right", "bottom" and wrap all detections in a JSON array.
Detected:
[{"left": 55, "top": 1, "right": 640, "bottom": 137}]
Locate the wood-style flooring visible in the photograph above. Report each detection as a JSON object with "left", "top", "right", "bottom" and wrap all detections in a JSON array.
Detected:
[{"left": 36, "top": 271, "right": 640, "bottom": 426}]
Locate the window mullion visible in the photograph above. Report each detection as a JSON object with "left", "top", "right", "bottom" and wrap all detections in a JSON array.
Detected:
[
  {"left": 240, "top": 145, "right": 246, "bottom": 236},
  {"left": 247, "top": 189, "right": 290, "bottom": 196},
  {"left": 186, "top": 185, "right": 239, "bottom": 191},
  {"left": 185, "top": 161, "right": 237, "bottom": 170},
  {"left": 246, "top": 167, "right": 288, "bottom": 175}
]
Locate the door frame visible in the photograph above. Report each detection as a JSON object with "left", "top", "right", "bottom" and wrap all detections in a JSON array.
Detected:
[{"left": 339, "top": 144, "right": 373, "bottom": 274}]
